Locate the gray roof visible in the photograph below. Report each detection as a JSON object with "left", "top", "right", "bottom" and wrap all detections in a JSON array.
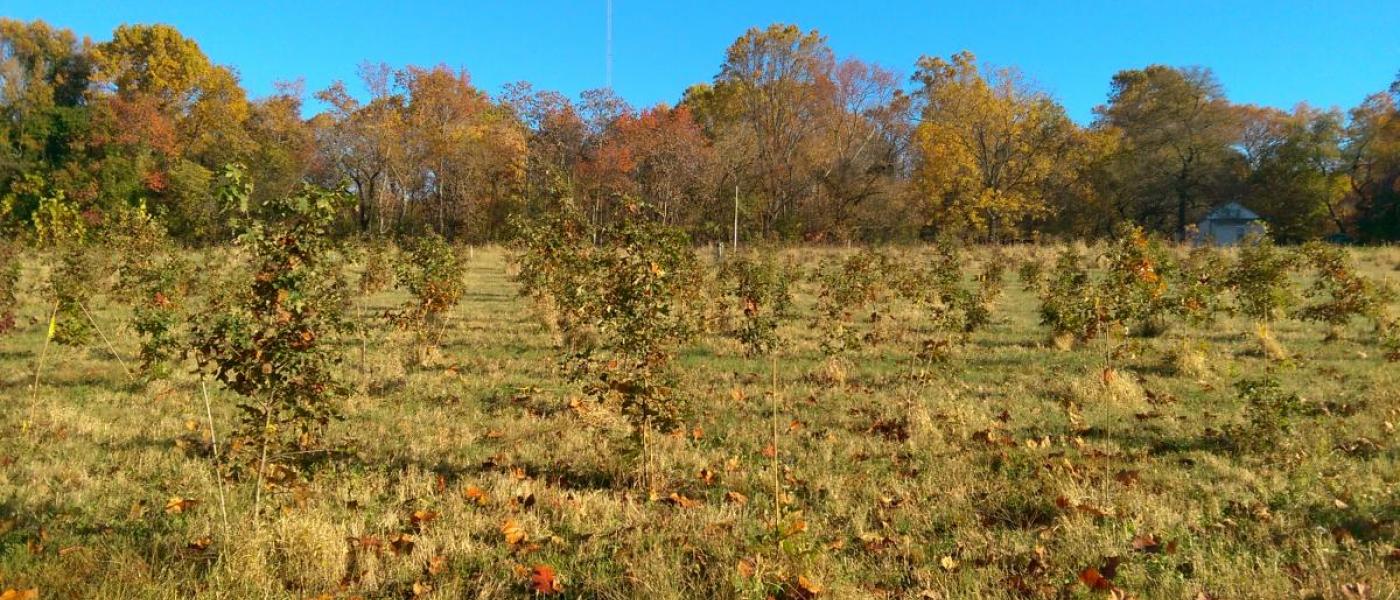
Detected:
[{"left": 1201, "top": 202, "right": 1261, "bottom": 222}]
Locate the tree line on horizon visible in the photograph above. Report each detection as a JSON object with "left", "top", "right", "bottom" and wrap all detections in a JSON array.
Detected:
[{"left": 2, "top": 19, "right": 1398, "bottom": 244}]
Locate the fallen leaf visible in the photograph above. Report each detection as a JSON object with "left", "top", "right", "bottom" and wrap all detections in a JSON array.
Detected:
[
  {"left": 940, "top": 555, "right": 959, "bottom": 571},
  {"left": 464, "top": 485, "right": 490, "bottom": 506},
  {"left": 410, "top": 509, "right": 438, "bottom": 530},
  {"left": 725, "top": 491, "right": 748, "bottom": 505},
  {"left": 1079, "top": 567, "right": 1113, "bottom": 591},
  {"left": 1113, "top": 470, "right": 1140, "bottom": 486},
  {"left": 501, "top": 519, "right": 527, "bottom": 546},
  {"left": 0, "top": 589, "right": 38, "bottom": 600},
  {"left": 794, "top": 575, "right": 822, "bottom": 599},
  {"left": 389, "top": 533, "right": 415, "bottom": 555},
  {"left": 667, "top": 492, "right": 700, "bottom": 509},
  {"left": 426, "top": 554, "right": 447, "bottom": 576},
  {"left": 1131, "top": 533, "right": 1161, "bottom": 553},
  {"left": 736, "top": 557, "right": 756, "bottom": 578},
  {"left": 164, "top": 496, "right": 198, "bottom": 514},
  {"left": 530, "top": 564, "right": 563, "bottom": 594}
]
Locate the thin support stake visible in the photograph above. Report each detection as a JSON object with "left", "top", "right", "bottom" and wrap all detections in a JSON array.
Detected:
[
  {"left": 25, "top": 300, "right": 59, "bottom": 433},
  {"left": 78, "top": 300, "right": 134, "bottom": 381}
]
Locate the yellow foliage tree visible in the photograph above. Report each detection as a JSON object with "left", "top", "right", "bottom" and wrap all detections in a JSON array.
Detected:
[{"left": 912, "top": 51, "right": 1077, "bottom": 240}]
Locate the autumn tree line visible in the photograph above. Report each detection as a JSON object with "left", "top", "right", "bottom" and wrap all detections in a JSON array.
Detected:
[{"left": 3, "top": 20, "right": 1400, "bottom": 244}]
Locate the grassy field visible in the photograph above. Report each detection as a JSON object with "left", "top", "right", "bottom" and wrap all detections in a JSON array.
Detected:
[{"left": 1, "top": 245, "right": 1398, "bottom": 599}]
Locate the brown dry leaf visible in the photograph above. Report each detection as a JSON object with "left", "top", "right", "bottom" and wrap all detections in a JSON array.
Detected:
[
  {"left": 725, "top": 490, "right": 748, "bottom": 505},
  {"left": 164, "top": 496, "right": 198, "bottom": 514},
  {"left": 411, "top": 580, "right": 432, "bottom": 597},
  {"left": 1131, "top": 533, "right": 1161, "bottom": 553},
  {"left": 730, "top": 388, "right": 746, "bottom": 402},
  {"left": 426, "top": 554, "right": 447, "bottom": 576},
  {"left": 464, "top": 485, "right": 490, "bottom": 506},
  {"left": 183, "top": 419, "right": 198, "bottom": 432},
  {"left": 698, "top": 468, "right": 717, "bottom": 485},
  {"left": 1114, "top": 470, "right": 1141, "bottom": 486},
  {"left": 691, "top": 426, "right": 704, "bottom": 440},
  {"left": 736, "top": 557, "right": 756, "bottom": 578},
  {"left": 187, "top": 537, "right": 212, "bottom": 552},
  {"left": 785, "top": 518, "right": 808, "bottom": 536},
  {"left": 794, "top": 575, "right": 822, "bottom": 599},
  {"left": 411, "top": 510, "right": 438, "bottom": 530},
  {"left": 389, "top": 533, "right": 415, "bottom": 556},
  {"left": 509, "top": 466, "right": 529, "bottom": 481},
  {"left": 0, "top": 589, "right": 38, "bottom": 600},
  {"left": 789, "top": 419, "right": 803, "bottom": 432},
  {"left": 530, "top": 564, "right": 563, "bottom": 594},
  {"left": 501, "top": 519, "right": 527, "bottom": 546},
  {"left": 762, "top": 443, "right": 777, "bottom": 458}
]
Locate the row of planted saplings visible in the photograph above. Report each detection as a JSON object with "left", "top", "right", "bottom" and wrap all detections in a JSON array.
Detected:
[
  {"left": 5, "top": 167, "right": 479, "bottom": 533},
  {"left": 709, "top": 225, "right": 1397, "bottom": 365}
]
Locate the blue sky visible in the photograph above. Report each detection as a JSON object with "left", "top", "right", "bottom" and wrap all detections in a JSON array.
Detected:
[{"left": 8, "top": 1, "right": 1398, "bottom": 122}]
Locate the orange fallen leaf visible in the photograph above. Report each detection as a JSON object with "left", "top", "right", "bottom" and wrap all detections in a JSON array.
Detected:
[
  {"left": 410, "top": 510, "right": 438, "bottom": 530},
  {"left": 667, "top": 492, "right": 700, "bottom": 509},
  {"left": 501, "top": 519, "right": 527, "bottom": 546},
  {"left": 0, "top": 589, "right": 38, "bottom": 600},
  {"left": 426, "top": 554, "right": 447, "bottom": 576},
  {"left": 794, "top": 574, "right": 822, "bottom": 598},
  {"left": 1079, "top": 567, "right": 1113, "bottom": 591},
  {"left": 464, "top": 485, "right": 490, "bottom": 506},
  {"left": 530, "top": 564, "right": 563, "bottom": 594},
  {"left": 736, "top": 557, "right": 756, "bottom": 578},
  {"left": 725, "top": 490, "right": 748, "bottom": 505},
  {"left": 164, "top": 496, "right": 198, "bottom": 514}
]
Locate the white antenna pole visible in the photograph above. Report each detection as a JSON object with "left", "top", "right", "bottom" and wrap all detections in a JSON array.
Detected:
[{"left": 605, "top": 0, "right": 613, "bottom": 89}]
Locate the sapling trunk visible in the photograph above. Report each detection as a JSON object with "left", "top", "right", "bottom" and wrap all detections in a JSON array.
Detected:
[
  {"left": 252, "top": 399, "right": 273, "bottom": 525},
  {"left": 201, "top": 379, "right": 231, "bottom": 541}
]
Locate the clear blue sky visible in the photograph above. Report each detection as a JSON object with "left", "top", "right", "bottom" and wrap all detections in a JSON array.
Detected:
[{"left": 8, "top": 1, "right": 1399, "bottom": 122}]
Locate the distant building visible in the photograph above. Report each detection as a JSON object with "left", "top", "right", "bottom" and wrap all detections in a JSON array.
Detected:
[{"left": 1194, "top": 202, "right": 1266, "bottom": 245}]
